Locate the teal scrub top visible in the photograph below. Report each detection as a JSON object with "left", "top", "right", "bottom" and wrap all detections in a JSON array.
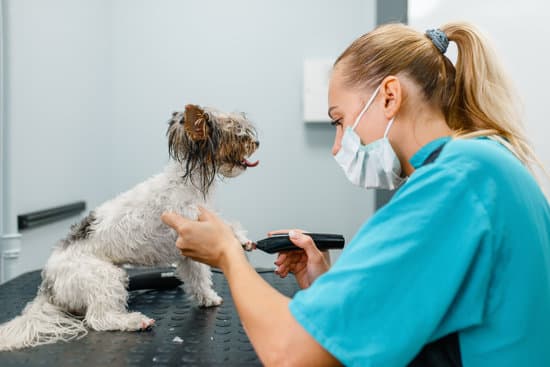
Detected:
[{"left": 289, "top": 137, "right": 550, "bottom": 366}]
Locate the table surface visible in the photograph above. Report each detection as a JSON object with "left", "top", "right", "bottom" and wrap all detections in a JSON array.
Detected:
[{"left": 0, "top": 268, "right": 299, "bottom": 367}]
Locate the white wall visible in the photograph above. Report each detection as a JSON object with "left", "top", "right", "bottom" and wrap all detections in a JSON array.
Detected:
[
  {"left": 409, "top": 0, "right": 550, "bottom": 195},
  {"left": 1, "top": 0, "right": 377, "bottom": 278},
  {"left": 108, "top": 0, "right": 376, "bottom": 267},
  {"left": 1, "top": 0, "right": 113, "bottom": 278}
]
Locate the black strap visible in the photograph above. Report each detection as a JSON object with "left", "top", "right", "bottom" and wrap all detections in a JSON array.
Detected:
[
  {"left": 408, "top": 333, "right": 463, "bottom": 367},
  {"left": 407, "top": 140, "right": 462, "bottom": 366},
  {"left": 421, "top": 143, "right": 446, "bottom": 166}
]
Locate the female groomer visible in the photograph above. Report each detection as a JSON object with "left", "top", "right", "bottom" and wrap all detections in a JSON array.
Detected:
[{"left": 161, "top": 22, "right": 550, "bottom": 366}]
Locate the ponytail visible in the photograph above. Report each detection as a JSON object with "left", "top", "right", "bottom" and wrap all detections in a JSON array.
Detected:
[
  {"left": 336, "top": 22, "right": 547, "bottom": 178},
  {"left": 441, "top": 22, "right": 543, "bottom": 173}
]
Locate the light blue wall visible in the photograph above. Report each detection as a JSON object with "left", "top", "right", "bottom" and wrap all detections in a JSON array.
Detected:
[
  {"left": 1, "top": 0, "right": 113, "bottom": 278},
  {"left": 108, "top": 0, "right": 377, "bottom": 267},
  {"left": 1, "top": 0, "right": 377, "bottom": 277}
]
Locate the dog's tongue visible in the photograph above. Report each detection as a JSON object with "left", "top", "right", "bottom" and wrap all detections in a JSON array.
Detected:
[{"left": 242, "top": 159, "right": 259, "bottom": 167}]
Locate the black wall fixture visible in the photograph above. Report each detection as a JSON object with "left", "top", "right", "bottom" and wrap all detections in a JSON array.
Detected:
[{"left": 18, "top": 201, "right": 86, "bottom": 230}]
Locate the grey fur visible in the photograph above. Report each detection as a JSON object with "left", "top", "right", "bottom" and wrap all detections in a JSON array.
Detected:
[{"left": 61, "top": 211, "right": 96, "bottom": 248}]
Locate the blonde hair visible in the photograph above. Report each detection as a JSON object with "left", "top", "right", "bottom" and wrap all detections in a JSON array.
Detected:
[{"left": 335, "top": 22, "right": 546, "bottom": 176}]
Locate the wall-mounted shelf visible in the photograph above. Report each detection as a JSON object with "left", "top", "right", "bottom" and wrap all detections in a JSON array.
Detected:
[{"left": 303, "top": 59, "right": 334, "bottom": 123}]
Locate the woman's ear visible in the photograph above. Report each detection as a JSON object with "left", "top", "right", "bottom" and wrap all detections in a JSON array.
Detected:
[{"left": 380, "top": 76, "right": 402, "bottom": 119}]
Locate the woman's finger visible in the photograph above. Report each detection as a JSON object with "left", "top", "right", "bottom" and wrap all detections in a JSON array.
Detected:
[
  {"left": 175, "top": 237, "right": 186, "bottom": 250},
  {"left": 283, "top": 250, "right": 304, "bottom": 261},
  {"left": 277, "top": 263, "right": 287, "bottom": 274},
  {"left": 275, "top": 250, "right": 301, "bottom": 265},
  {"left": 267, "top": 229, "right": 307, "bottom": 237},
  {"left": 161, "top": 212, "right": 191, "bottom": 234},
  {"left": 268, "top": 229, "right": 293, "bottom": 237},
  {"left": 288, "top": 231, "right": 322, "bottom": 261},
  {"left": 274, "top": 253, "right": 287, "bottom": 266},
  {"left": 197, "top": 206, "right": 216, "bottom": 222},
  {"left": 278, "top": 265, "right": 289, "bottom": 278}
]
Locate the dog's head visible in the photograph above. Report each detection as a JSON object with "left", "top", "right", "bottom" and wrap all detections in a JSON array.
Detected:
[{"left": 167, "top": 104, "right": 259, "bottom": 194}]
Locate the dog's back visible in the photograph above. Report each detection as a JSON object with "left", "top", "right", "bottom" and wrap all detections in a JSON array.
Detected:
[{"left": 61, "top": 162, "right": 205, "bottom": 266}]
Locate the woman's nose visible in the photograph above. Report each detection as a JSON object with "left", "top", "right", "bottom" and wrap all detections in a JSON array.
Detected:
[
  {"left": 331, "top": 143, "right": 339, "bottom": 156},
  {"left": 332, "top": 128, "right": 343, "bottom": 156}
]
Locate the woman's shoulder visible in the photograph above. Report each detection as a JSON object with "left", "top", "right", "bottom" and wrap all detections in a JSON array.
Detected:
[
  {"left": 444, "top": 136, "right": 513, "bottom": 160},
  {"left": 404, "top": 136, "right": 537, "bottom": 202},
  {"left": 438, "top": 137, "right": 526, "bottom": 178},
  {"left": 429, "top": 136, "right": 543, "bottom": 204}
]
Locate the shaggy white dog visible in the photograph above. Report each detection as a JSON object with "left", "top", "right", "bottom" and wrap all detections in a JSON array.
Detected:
[{"left": 0, "top": 104, "right": 259, "bottom": 350}]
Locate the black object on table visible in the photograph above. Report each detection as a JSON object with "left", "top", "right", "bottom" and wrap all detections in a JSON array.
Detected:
[{"left": 0, "top": 267, "right": 299, "bottom": 367}]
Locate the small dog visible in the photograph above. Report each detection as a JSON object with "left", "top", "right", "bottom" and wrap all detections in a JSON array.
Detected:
[{"left": 0, "top": 104, "right": 259, "bottom": 351}]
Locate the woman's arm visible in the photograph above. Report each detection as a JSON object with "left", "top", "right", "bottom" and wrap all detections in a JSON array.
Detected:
[
  {"left": 221, "top": 247, "right": 340, "bottom": 366},
  {"left": 161, "top": 209, "right": 341, "bottom": 367}
]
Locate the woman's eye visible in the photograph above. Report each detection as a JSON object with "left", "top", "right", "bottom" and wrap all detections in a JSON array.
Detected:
[{"left": 330, "top": 119, "right": 342, "bottom": 127}]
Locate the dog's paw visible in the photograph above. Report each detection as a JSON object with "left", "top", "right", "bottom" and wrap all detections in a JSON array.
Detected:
[
  {"left": 194, "top": 291, "right": 223, "bottom": 307},
  {"left": 140, "top": 318, "right": 155, "bottom": 331},
  {"left": 104, "top": 312, "right": 155, "bottom": 332},
  {"left": 242, "top": 240, "right": 255, "bottom": 251},
  {"left": 229, "top": 223, "right": 250, "bottom": 245}
]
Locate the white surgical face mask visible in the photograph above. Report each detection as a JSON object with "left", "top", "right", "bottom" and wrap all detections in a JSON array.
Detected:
[{"left": 334, "top": 84, "right": 404, "bottom": 190}]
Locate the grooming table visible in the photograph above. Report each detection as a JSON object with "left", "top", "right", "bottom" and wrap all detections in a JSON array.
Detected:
[{"left": 0, "top": 268, "right": 299, "bottom": 366}]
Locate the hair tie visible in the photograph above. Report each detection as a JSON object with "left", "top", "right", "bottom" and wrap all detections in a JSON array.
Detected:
[{"left": 425, "top": 28, "right": 449, "bottom": 54}]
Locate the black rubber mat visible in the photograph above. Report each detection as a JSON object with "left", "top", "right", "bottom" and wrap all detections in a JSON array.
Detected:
[{"left": 0, "top": 268, "right": 299, "bottom": 366}]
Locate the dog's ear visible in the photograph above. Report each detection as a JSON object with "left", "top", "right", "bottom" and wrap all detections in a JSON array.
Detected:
[{"left": 184, "top": 104, "right": 210, "bottom": 141}]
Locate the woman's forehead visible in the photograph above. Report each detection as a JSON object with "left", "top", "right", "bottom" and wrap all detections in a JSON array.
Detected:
[{"left": 329, "top": 71, "right": 362, "bottom": 102}]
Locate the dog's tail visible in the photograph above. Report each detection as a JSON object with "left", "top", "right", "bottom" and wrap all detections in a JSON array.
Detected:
[{"left": 0, "top": 293, "right": 87, "bottom": 351}]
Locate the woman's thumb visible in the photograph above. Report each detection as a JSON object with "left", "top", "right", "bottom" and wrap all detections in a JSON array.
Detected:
[
  {"left": 288, "top": 231, "right": 320, "bottom": 258},
  {"left": 197, "top": 206, "right": 215, "bottom": 222},
  {"left": 161, "top": 212, "right": 188, "bottom": 231}
]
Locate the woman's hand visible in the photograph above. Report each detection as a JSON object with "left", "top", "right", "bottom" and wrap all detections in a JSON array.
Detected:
[
  {"left": 271, "top": 229, "right": 331, "bottom": 289},
  {"left": 161, "top": 207, "right": 244, "bottom": 270}
]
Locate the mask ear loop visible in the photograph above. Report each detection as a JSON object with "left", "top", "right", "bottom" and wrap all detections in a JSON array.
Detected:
[
  {"left": 351, "top": 84, "right": 382, "bottom": 131},
  {"left": 383, "top": 117, "right": 396, "bottom": 138}
]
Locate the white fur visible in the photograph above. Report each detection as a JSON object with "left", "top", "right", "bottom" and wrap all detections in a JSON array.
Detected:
[{"left": 0, "top": 161, "right": 250, "bottom": 351}]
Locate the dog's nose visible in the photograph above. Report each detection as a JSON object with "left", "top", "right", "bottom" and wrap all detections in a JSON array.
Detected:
[{"left": 254, "top": 141, "right": 260, "bottom": 148}]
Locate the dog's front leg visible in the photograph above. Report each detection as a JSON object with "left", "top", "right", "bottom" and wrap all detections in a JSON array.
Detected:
[
  {"left": 174, "top": 257, "right": 222, "bottom": 307},
  {"left": 189, "top": 204, "right": 253, "bottom": 251},
  {"left": 226, "top": 220, "right": 253, "bottom": 251}
]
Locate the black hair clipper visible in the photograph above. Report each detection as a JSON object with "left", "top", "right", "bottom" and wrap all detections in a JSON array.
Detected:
[{"left": 255, "top": 233, "right": 345, "bottom": 254}]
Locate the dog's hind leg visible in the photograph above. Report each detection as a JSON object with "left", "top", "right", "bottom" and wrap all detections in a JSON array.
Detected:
[
  {"left": 85, "top": 307, "right": 154, "bottom": 332},
  {"left": 174, "top": 257, "right": 222, "bottom": 307},
  {"left": 84, "top": 286, "right": 155, "bottom": 332},
  {"left": 73, "top": 257, "right": 154, "bottom": 331}
]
